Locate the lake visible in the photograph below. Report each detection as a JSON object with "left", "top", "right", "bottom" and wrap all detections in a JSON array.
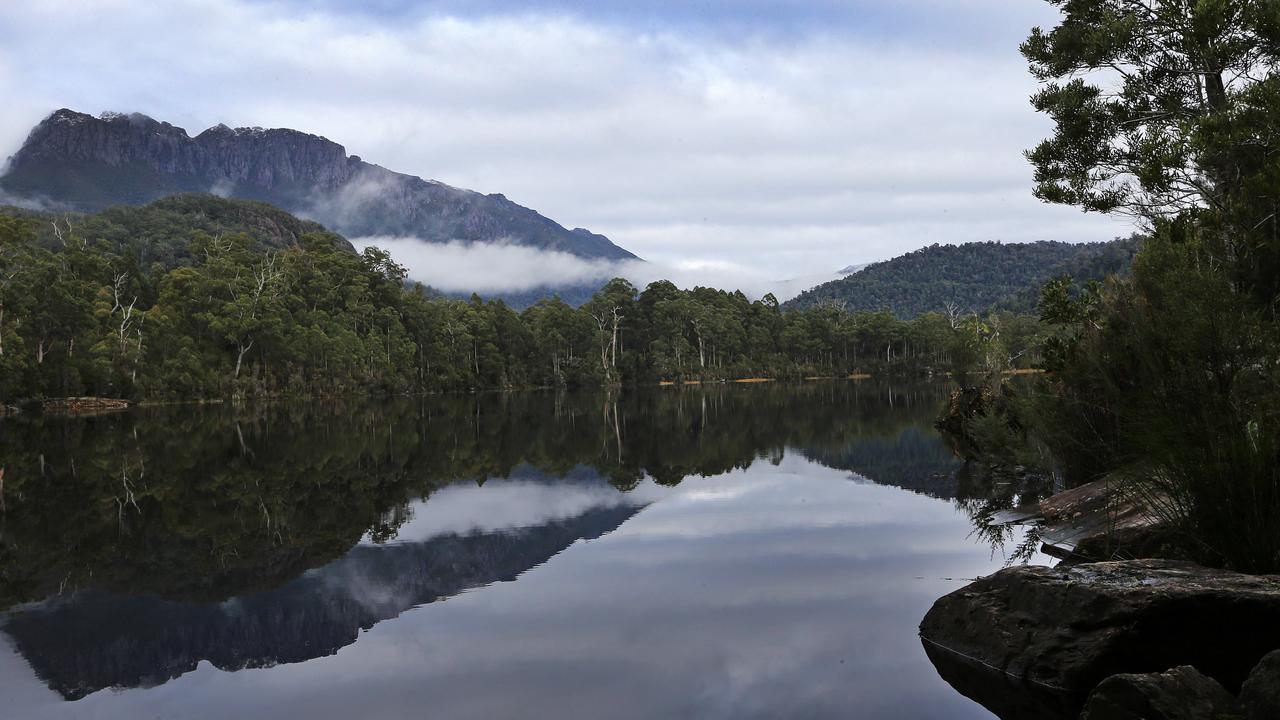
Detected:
[{"left": 0, "top": 382, "right": 1042, "bottom": 719}]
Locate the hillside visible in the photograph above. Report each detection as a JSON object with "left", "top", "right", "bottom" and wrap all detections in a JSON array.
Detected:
[
  {"left": 0, "top": 109, "right": 637, "bottom": 261},
  {"left": 785, "top": 240, "right": 1137, "bottom": 317},
  {"left": 991, "top": 234, "right": 1143, "bottom": 313},
  {"left": 4, "top": 194, "right": 354, "bottom": 270}
]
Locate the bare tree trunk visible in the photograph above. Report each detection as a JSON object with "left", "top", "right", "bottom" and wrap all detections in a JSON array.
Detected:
[
  {"left": 609, "top": 307, "right": 622, "bottom": 370},
  {"left": 612, "top": 398, "right": 623, "bottom": 461},
  {"left": 235, "top": 340, "right": 253, "bottom": 379}
]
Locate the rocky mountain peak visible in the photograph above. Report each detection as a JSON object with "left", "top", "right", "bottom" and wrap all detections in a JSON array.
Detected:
[{"left": 1, "top": 108, "right": 639, "bottom": 262}]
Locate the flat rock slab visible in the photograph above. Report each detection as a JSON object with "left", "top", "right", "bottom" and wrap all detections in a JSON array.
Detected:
[
  {"left": 986, "top": 478, "right": 1164, "bottom": 559},
  {"left": 920, "top": 559, "right": 1280, "bottom": 717}
]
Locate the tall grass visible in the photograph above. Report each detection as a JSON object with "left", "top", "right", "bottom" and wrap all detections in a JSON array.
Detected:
[
  {"left": 1006, "top": 235, "right": 1280, "bottom": 573},
  {"left": 1132, "top": 419, "right": 1280, "bottom": 573}
]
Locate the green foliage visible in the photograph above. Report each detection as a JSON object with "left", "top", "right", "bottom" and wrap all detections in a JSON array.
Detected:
[
  {"left": 1024, "top": 236, "right": 1280, "bottom": 570},
  {"left": 0, "top": 199, "right": 1050, "bottom": 402},
  {"left": 992, "top": 233, "right": 1142, "bottom": 313},
  {"left": 952, "top": 1, "right": 1280, "bottom": 571},
  {"left": 786, "top": 239, "right": 1132, "bottom": 317},
  {"left": 1023, "top": 0, "right": 1280, "bottom": 305}
]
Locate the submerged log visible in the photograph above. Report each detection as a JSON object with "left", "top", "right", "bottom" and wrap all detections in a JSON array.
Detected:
[{"left": 40, "top": 397, "right": 131, "bottom": 416}]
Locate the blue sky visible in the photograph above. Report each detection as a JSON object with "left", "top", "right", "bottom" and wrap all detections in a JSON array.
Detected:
[{"left": 0, "top": 0, "right": 1129, "bottom": 296}]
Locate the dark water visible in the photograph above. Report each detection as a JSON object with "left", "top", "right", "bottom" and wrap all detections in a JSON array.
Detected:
[{"left": 0, "top": 382, "right": 1036, "bottom": 719}]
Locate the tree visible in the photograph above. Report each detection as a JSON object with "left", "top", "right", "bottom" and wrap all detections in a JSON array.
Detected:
[
  {"left": 189, "top": 233, "right": 287, "bottom": 382},
  {"left": 583, "top": 278, "right": 637, "bottom": 381},
  {"left": 1009, "top": 1, "right": 1280, "bottom": 571},
  {"left": 1023, "top": 0, "right": 1280, "bottom": 303},
  {"left": 1024, "top": 0, "right": 1268, "bottom": 213}
]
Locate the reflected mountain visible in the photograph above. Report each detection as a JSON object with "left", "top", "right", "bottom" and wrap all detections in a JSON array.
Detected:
[
  {"left": 800, "top": 425, "right": 963, "bottom": 499},
  {"left": 4, "top": 503, "right": 642, "bottom": 700}
]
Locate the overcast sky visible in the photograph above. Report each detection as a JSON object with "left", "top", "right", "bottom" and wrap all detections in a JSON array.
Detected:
[{"left": 0, "top": 0, "right": 1132, "bottom": 289}]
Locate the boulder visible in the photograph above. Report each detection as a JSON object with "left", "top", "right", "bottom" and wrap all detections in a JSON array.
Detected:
[
  {"left": 1237, "top": 649, "right": 1280, "bottom": 720},
  {"left": 920, "top": 560, "right": 1280, "bottom": 717},
  {"left": 1079, "top": 666, "right": 1235, "bottom": 720}
]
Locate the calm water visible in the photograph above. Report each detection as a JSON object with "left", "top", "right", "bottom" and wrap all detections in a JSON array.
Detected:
[{"left": 0, "top": 382, "right": 1037, "bottom": 719}]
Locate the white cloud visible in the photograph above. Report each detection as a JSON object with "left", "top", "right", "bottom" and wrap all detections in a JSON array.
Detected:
[
  {"left": 354, "top": 237, "right": 616, "bottom": 294},
  {"left": 0, "top": 0, "right": 1131, "bottom": 280},
  {"left": 354, "top": 236, "right": 844, "bottom": 301}
]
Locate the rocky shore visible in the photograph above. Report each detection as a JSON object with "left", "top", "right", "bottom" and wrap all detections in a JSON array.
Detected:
[{"left": 920, "top": 478, "right": 1280, "bottom": 719}]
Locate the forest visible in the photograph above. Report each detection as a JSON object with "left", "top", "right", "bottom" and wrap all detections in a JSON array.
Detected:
[
  {"left": 0, "top": 195, "right": 1044, "bottom": 402},
  {"left": 955, "top": 0, "right": 1280, "bottom": 574}
]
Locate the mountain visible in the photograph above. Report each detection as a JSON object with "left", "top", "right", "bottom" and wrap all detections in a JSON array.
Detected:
[
  {"left": 0, "top": 109, "right": 637, "bottom": 261},
  {"left": 784, "top": 239, "right": 1138, "bottom": 317}
]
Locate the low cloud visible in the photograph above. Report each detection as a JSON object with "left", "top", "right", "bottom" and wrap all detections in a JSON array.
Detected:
[
  {"left": 354, "top": 237, "right": 618, "bottom": 294},
  {"left": 354, "top": 236, "right": 844, "bottom": 301},
  {"left": 208, "top": 178, "right": 235, "bottom": 198},
  {"left": 0, "top": 188, "right": 71, "bottom": 213}
]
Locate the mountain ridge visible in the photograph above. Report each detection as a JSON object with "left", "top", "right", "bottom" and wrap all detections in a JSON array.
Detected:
[{"left": 0, "top": 109, "right": 637, "bottom": 261}]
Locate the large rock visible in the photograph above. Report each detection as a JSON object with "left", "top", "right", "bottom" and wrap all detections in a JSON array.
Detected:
[
  {"left": 1079, "top": 666, "right": 1235, "bottom": 720},
  {"left": 920, "top": 560, "right": 1280, "bottom": 718},
  {"left": 1238, "top": 649, "right": 1280, "bottom": 720}
]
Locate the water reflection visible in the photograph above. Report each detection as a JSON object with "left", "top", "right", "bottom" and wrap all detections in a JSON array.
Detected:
[{"left": 0, "top": 381, "right": 1016, "bottom": 719}]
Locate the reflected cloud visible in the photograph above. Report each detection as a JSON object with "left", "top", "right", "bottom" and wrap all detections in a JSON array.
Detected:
[{"left": 369, "top": 472, "right": 669, "bottom": 545}]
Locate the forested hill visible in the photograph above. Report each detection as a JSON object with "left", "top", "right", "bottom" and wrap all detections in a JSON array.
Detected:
[
  {"left": 990, "top": 234, "right": 1143, "bottom": 313},
  {"left": 23, "top": 193, "right": 353, "bottom": 263},
  {"left": 785, "top": 240, "right": 1137, "bottom": 317}
]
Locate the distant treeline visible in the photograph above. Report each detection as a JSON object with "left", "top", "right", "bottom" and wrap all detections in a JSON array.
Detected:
[{"left": 0, "top": 196, "right": 1045, "bottom": 401}]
